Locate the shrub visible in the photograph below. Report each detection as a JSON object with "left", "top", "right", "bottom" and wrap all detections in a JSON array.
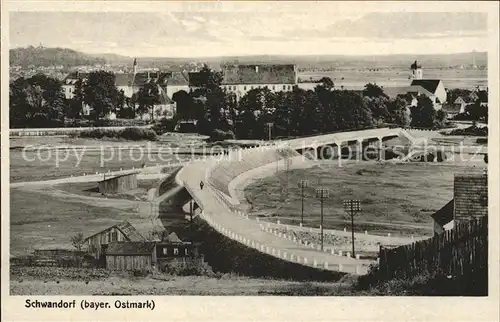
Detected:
[
  {"left": 161, "top": 258, "right": 214, "bottom": 277},
  {"left": 444, "top": 125, "right": 488, "bottom": 136},
  {"left": 151, "top": 118, "right": 177, "bottom": 135},
  {"left": 210, "top": 129, "right": 235, "bottom": 141},
  {"left": 120, "top": 127, "right": 157, "bottom": 141},
  {"left": 79, "top": 127, "right": 157, "bottom": 141}
]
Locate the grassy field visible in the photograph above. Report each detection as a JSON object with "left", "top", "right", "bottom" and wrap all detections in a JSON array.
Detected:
[
  {"left": 9, "top": 188, "right": 146, "bottom": 256},
  {"left": 9, "top": 135, "right": 204, "bottom": 182},
  {"left": 245, "top": 161, "right": 484, "bottom": 236},
  {"left": 10, "top": 266, "right": 355, "bottom": 295}
]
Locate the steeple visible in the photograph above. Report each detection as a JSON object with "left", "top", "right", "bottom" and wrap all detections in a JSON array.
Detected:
[{"left": 410, "top": 60, "right": 423, "bottom": 80}]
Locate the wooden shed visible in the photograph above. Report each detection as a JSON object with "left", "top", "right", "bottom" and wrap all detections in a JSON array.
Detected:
[
  {"left": 84, "top": 221, "right": 145, "bottom": 260},
  {"left": 98, "top": 172, "right": 138, "bottom": 194},
  {"left": 105, "top": 242, "right": 156, "bottom": 271}
]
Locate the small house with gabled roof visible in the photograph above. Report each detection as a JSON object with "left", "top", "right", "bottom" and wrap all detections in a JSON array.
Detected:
[
  {"left": 84, "top": 221, "right": 145, "bottom": 260},
  {"left": 105, "top": 241, "right": 156, "bottom": 270}
]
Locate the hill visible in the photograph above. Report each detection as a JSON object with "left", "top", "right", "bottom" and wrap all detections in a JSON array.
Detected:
[
  {"left": 10, "top": 46, "right": 107, "bottom": 68},
  {"left": 10, "top": 46, "right": 487, "bottom": 71}
]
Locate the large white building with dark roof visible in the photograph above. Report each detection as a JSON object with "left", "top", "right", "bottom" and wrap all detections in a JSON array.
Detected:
[{"left": 217, "top": 64, "right": 298, "bottom": 98}]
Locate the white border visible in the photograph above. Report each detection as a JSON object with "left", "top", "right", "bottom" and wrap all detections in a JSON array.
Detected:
[{"left": 1, "top": 2, "right": 499, "bottom": 321}]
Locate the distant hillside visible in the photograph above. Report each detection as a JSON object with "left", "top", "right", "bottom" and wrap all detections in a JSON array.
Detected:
[
  {"left": 10, "top": 46, "right": 107, "bottom": 68},
  {"left": 10, "top": 46, "right": 487, "bottom": 71}
]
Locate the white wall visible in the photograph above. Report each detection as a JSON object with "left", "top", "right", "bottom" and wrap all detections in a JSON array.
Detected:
[{"left": 222, "top": 83, "right": 295, "bottom": 98}]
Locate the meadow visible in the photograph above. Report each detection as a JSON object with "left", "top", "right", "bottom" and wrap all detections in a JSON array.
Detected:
[{"left": 244, "top": 161, "right": 485, "bottom": 237}]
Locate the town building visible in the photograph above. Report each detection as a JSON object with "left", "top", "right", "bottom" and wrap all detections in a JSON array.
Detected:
[
  {"left": 104, "top": 232, "right": 197, "bottom": 271},
  {"left": 383, "top": 61, "right": 447, "bottom": 109},
  {"left": 210, "top": 64, "right": 298, "bottom": 98},
  {"left": 84, "top": 221, "right": 146, "bottom": 260},
  {"left": 431, "top": 173, "right": 488, "bottom": 235},
  {"left": 105, "top": 241, "right": 156, "bottom": 271},
  {"left": 62, "top": 59, "right": 184, "bottom": 119},
  {"left": 98, "top": 172, "right": 138, "bottom": 194}
]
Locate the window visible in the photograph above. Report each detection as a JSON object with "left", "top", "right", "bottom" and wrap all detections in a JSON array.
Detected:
[
  {"left": 184, "top": 248, "right": 189, "bottom": 256},
  {"left": 243, "top": 86, "right": 247, "bottom": 91},
  {"left": 283, "top": 85, "right": 286, "bottom": 90},
  {"left": 173, "top": 248, "right": 179, "bottom": 255},
  {"left": 251, "top": 86, "right": 254, "bottom": 89},
  {"left": 233, "top": 86, "right": 237, "bottom": 90},
  {"left": 272, "top": 86, "right": 276, "bottom": 90},
  {"left": 163, "top": 248, "right": 168, "bottom": 255},
  {"left": 111, "top": 232, "right": 118, "bottom": 242},
  {"left": 264, "top": 85, "right": 268, "bottom": 89}
]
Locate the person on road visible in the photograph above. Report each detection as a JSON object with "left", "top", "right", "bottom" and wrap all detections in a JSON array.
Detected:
[{"left": 200, "top": 181, "right": 204, "bottom": 190}]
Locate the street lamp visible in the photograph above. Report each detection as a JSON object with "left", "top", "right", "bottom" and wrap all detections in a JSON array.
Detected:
[
  {"left": 343, "top": 199, "right": 361, "bottom": 258},
  {"left": 297, "top": 179, "right": 310, "bottom": 226},
  {"left": 315, "top": 188, "right": 330, "bottom": 251}
]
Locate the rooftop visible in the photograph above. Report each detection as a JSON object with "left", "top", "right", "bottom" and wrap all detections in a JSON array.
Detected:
[
  {"left": 221, "top": 64, "right": 297, "bottom": 85},
  {"left": 410, "top": 79, "right": 442, "bottom": 94},
  {"left": 106, "top": 242, "right": 155, "bottom": 255}
]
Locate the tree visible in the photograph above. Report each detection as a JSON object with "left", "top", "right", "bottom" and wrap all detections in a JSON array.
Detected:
[
  {"left": 318, "top": 76, "right": 334, "bottom": 90},
  {"left": 9, "top": 74, "right": 66, "bottom": 128},
  {"left": 172, "top": 90, "right": 194, "bottom": 119},
  {"left": 410, "top": 96, "right": 436, "bottom": 128},
  {"left": 387, "top": 97, "right": 411, "bottom": 127},
  {"left": 136, "top": 83, "right": 160, "bottom": 121},
  {"left": 363, "top": 83, "right": 388, "bottom": 99},
  {"left": 82, "top": 71, "right": 119, "bottom": 120},
  {"left": 70, "top": 233, "right": 84, "bottom": 251}
]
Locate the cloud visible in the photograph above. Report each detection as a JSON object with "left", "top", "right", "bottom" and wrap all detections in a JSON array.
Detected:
[{"left": 284, "top": 12, "right": 488, "bottom": 40}]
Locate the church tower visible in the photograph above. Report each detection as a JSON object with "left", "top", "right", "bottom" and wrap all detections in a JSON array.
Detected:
[
  {"left": 133, "top": 58, "right": 138, "bottom": 75},
  {"left": 411, "top": 60, "right": 423, "bottom": 80}
]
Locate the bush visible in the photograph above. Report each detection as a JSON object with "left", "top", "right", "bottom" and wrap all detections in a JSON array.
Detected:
[
  {"left": 210, "top": 129, "right": 235, "bottom": 141},
  {"left": 161, "top": 258, "right": 214, "bottom": 277},
  {"left": 444, "top": 125, "right": 488, "bottom": 136},
  {"left": 151, "top": 118, "right": 177, "bottom": 135},
  {"left": 79, "top": 127, "right": 157, "bottom": 141},
  {"left": 120, "top": 127, "right": 157, "bottom": 141}
]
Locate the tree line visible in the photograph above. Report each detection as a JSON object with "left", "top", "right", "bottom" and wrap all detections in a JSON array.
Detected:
[{"left": 10, "top": 68, "right": 449, "bottom": 136}]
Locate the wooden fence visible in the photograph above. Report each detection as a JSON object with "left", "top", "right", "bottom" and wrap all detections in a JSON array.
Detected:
[{"left": 378, "top": 216, "right": 487, "bottom": 280}]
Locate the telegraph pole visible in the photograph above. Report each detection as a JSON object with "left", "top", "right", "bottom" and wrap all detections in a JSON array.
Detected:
[
  {"left": 315, "top": 188, "right": 330, "bottom": 251},
  {"left": 266, "top": 122, "right": 273, "bottom": 141},
  {"left": 297, "top": 179, "right": 309, "bottom": 226},
  {"left": 343, "top": 199, "right": 361, "bottom": 258}
]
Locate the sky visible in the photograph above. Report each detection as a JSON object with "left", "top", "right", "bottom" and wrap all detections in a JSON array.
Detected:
[{"left": 9, "top": 10, "right": 488, "bottom": 58}]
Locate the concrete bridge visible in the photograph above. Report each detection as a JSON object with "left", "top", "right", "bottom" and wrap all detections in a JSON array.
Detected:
[{"left": 173, "top": 128, "right": 417, "bottom": 275}]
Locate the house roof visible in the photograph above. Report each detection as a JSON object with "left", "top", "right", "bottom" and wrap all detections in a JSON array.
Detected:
[
  {"left": 383, "top": 85, "right": 433, "bottom": 99},
  {"left": 410, "top": 79, "right": 442, "bottom": 94},
  {"left": 431, "top": 199, "right": 454, "bottom": 226},
  {"left": 106, "top": 241, "right": 155, "bottom": 255},
  {"left": 84, "top": 220, "right": 145, "bottom": 242},
  {"left": 64, "top": 71, "right": 188, "bottom": 87},
  {"left": 221, "top": 64, "right": 297, "bottom": 85},
  {"left": 453, "top": 97, "right": 466, "bottom": 104},
  {"left": 165, "top": 232, "right": 183, "bottom": 243}
]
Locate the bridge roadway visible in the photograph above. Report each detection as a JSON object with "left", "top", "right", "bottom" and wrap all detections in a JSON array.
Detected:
[{"left": 175, "top": 128, "right": 414, "bottom": 274}]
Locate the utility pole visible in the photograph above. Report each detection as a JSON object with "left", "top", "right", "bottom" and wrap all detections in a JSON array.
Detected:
[
  {"left": 284, "top": 158, "right": 292, "bottom": 199},
  {"left": 297, "top": 179, "right": 310, "bottom": 226},
  {"left": 266, "top": 122, "right": 273, "bottom": 141},
  {"left": 189, "top": 200, "right": 194, "bottom": 242},
  {"left": 315, "top": 188, "right": 330, "bottom": 251},
  {"left": 343, "top": 199, "right": 361, "bottom": 258}
]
